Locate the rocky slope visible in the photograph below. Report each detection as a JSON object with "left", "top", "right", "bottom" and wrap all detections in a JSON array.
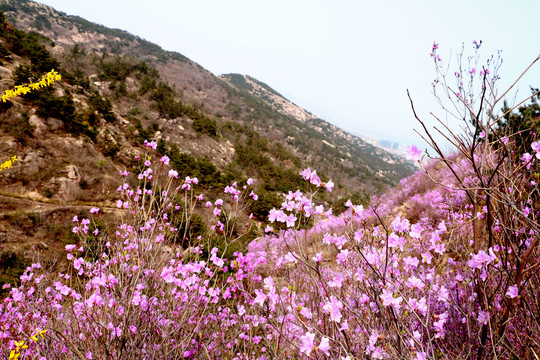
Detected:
[{"left": 0, "top": 0, "right": 414, "bottom": 288}]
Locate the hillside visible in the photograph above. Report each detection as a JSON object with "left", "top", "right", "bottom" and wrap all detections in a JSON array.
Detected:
[
  {"left": 1, "top": 1, "right": 539, "bottom": 358},
  {"left": 0, "top": 0, "right": 413, "bottom": 286},
  {"left": 0, "top": 0, "right": 413, "bottom": 188}
]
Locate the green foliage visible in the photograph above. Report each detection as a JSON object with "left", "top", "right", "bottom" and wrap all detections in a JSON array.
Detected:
[
  {"left": 193, "top": 116, "right": 217, "bottom": 137},
  {"left": 157, "top": 138, "right": 167, "bottom": 155},
  {"left": 1, "top": 27, "right": 59, "bottom": 73},
  {"left": 165, "top": 143, "right": 233, "bottom": 189},
  {"left": 129, "top": 119, "right": 159, "bottom": 143},
  {"left": 97, "top": 56, "right": 134, "bottom": 82},
  {"left": 43, "top": 187, "right": 54, "bottom": 198},
  {"left": 12, "top": 64, "right": 36, "bottom": 85},
  {"left": 89, "top": 92, "right": 115, "bottom": 122},
  {"left": 496, "top": 90, "right": 540, "bottom": 152},
  {"left": 150, "top": 81, "right": 217, "bottom": 137},
  {"left": 151, "top": 81, "right": 185, "bottom": 118},
  {"left": 0, "top": 112, "right": 34, "bottom": 145},
  {"left": 0, "top": 42, "right": 10, "bottom": 59},
  {"left": 229, "top": 124, "right": 306, "bottom": 193},
  {"left": 60, "top": 68, "right": 90, "bottom": 91},
  {"left": 25, "top": 86, "right": 76, "bottom": 122},
  {"left": 69, "top": 44, "right": 85, "bottom": 58},
  {"left": 33, "top": 13, "right": 51, "bottom": 30},
  {"left": 47, "top": 222, "right": 78, "bottom": 245},
  {"left": 0, "top": 250, "right": 29, "bottom": 297},
  {"left": 111, "top": 80, "right": 127, "bottom": 99},
  {"left": 67, "top": 110, "right": 98, "bottom": 140},
  {"left": 99, "top": 132, "right": 121, "bottom": 159},
  {"left": 138, "top": 75, "right": 156, "bottom": 95},
  {"left": 223, "top": 74, "right": 285, "bottom": 98},
  {"left": 249, "top": 189, "right": 281, "bottom": 220},
  {"left": 225, "top": 102, "right": 242, "bottom": 118},
  {"left": 171, "top": 211, "right": 207, "bottom": 247}
]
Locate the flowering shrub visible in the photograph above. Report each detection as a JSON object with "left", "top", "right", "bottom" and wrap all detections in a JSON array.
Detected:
[
  {"left": 1, "top": 44, "right": 539, "bottom": 359},
  {"left": 0, "top": 145, "right": 268, "bottom": 359},
  {"left": 0, "top": 155, "right": 17, "bottom": 173},
  {"left": 1, "top": 70, "right": 61, "bottom": 102}
]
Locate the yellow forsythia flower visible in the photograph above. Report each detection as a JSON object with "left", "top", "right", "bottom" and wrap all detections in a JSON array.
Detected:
[
  {"left": 1, "top": 69, "right": 62, "bottom": 102},
  {"left": 30, "top": 329, "right": 47, "bottom": 342},
  {"left": 8, "top": 329, "right": 46, "bottom": 359},
  {"left": 0, "top": 155, "right": 18, "bottom": 172}
]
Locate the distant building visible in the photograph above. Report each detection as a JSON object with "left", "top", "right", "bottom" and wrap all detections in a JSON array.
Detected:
[
  {"left": 392, "top": 142, "right": 399, "bottom": 150},
  {"left": 380, "top": 140, "right": 392, "bottom": 148}
]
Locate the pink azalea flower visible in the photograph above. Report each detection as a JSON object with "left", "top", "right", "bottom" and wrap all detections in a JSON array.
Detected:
[
  {"left": 253, "top": 289, "right": 266, "bottom": 306},
  {"left": 506, "top": 284, "right": 519, "bottom": 299},
  {"left": 433, "top": 311, "right": 448, "bottom": 338},
  {"left": 309, "top": 172, "right": 321, "bottom": 187},
  {"left": 160, "top": 155, "right": 170, "bottom": 165},
  {"left": 467, "top": 249, "right": 496, "bottom": 269},
  {"left": 532, "top": 141, "right": 540, "bottom": 158},
  {"left": 388, "top": 233, "right": 406, "bottom": 248},
  {"left": 323, "top": 295, "right": 343, "bottom": 323},
  {"left": 144, "top": 140, "right": 157, "bottom": 149},
  {"left": 477, "top": 310, "right": 489, "bottom": 325},
  {"left": 318, "top": 337, "right": 331, "bottom": 356},
  {"left": 324, "top": 180, "right": 334, "bottom": 192},
  {"left": 299, "top": 168, "right": 313, "bottom": 181},
  {"left": 522, "top": 153, "right": 533, "bottom": 169},
  {"left": 65, "top": 244, "right": 77, "bottom": 252},
  {"left": 299, "top": 331, "right": 315, "bottom": 356},
  {"left": 406, "top": 145, "right": 422, "bottom": 161}
]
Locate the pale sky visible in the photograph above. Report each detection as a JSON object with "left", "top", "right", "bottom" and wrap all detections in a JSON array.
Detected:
[{"left": 36, "top": 0, "right": 540, "bottom": 147}]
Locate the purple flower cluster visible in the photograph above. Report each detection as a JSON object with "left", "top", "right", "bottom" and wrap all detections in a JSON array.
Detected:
[{"left": 1, "top": 100, "right": 539, "bottom": 359}]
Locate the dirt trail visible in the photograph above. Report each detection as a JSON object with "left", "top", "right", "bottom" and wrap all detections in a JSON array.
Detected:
[{"left": 0, "top": 193, "right": 119, "bottom": 217}]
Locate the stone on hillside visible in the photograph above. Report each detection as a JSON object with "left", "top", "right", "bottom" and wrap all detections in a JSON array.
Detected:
[
  {"left": 22, "top": 152, "right": 45, "bottom": 174},
  {"left": 52, "top": 165, "right": 81, "bottom": 201},
  {"left": 0, "top": 66, "right": 12, "bottom": 79},
  {"left": 46, "top": 117, "right": 64, "bottom": 130},
  {"left": 54, "top": 88, "right": 65, "bottom": 97},
  {"left": 28, "top": 115, "right": 48, "bottom": 137}
]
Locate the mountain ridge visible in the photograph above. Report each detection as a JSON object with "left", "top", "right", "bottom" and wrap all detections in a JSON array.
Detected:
[{"left": 0, "top": 0, "right": 414, "bottom": 285}]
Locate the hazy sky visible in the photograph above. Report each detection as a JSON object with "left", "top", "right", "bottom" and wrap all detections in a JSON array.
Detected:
[{"left": 37, "top": 0, "right": 540, "bottom": 147}]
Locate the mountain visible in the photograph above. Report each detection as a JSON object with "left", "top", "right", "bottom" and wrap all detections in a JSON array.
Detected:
[{"left": 0, "top": 0, "right": 414, "bottom": 286}]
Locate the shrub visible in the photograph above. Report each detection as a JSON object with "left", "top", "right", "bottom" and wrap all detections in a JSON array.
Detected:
[
  {"left": 0, "top": 113, "right": 34, "bottom": 145},
  {"left": 1, "top": 43, "right": 540, "bottom": 360},
  {"left": 192, "top": 115, "right": 217, "bottom": 137}
]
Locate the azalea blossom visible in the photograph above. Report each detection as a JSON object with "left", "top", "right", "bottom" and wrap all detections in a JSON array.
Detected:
[
  {"left": 406, "top": 145, "right": 422, "bottom": 161},
  {"left": 299, "top": 331, "right": 315, "bottom": 356},
  {"left": 506, "top": 284, "right": 519, "bottom": 299}
]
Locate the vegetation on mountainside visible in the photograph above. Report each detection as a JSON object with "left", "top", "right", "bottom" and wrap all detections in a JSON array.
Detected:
[
  {"left": 0, "top": 3, "right": 540, "bottom": 359},
  {"left": 0, "top": 4, "right": 414, "bottom": 314}
]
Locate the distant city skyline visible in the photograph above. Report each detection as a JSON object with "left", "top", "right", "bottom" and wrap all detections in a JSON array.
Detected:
[{"left": 36, "top": 0, "right": 540, "bottom": 147}]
